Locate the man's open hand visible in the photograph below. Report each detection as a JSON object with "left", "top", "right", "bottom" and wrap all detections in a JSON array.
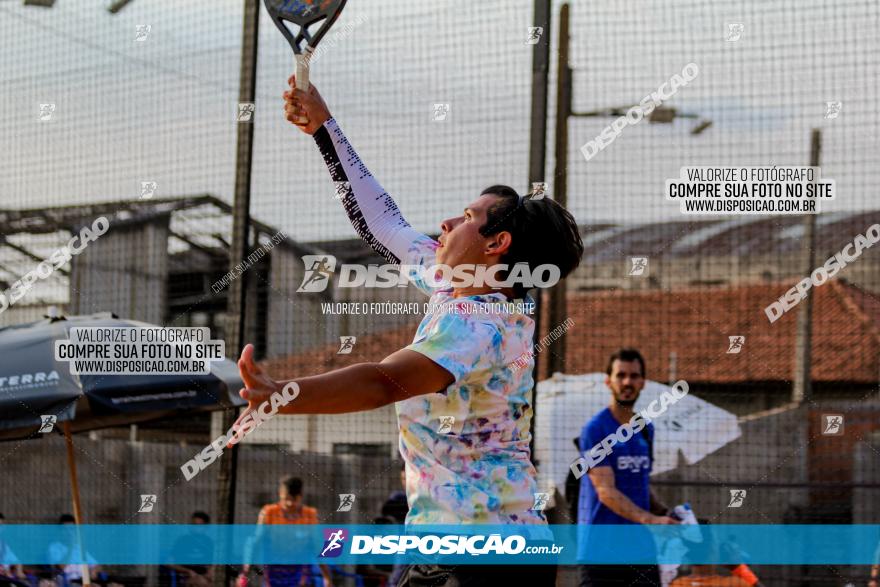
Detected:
[
  {"left": 283, "top": 75, "right": 332, "bottom": 135},
  {"left": 227, "top": 344, "right": 282, "bottom": 447}
]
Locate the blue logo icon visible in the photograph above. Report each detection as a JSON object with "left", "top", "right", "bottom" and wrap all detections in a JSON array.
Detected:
[{"left": 319, "top": 529, "right": 347, "bottom": 558}]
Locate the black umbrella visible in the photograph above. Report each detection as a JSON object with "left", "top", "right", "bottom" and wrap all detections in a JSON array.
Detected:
[
  {"left": 0, "top": 312, "right": 245, "bottom": 585},
  {"left": 0, "top": 312, "right": 245, "bottom": 438}
]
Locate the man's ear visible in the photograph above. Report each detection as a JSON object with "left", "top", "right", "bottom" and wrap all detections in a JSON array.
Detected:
[{"left": 485, "top": 231, "right": 513, "bottom": 256}]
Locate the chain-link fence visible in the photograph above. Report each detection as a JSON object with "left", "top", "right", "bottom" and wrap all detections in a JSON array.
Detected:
[{"left": 1, "top": 0, "right": 878, "bottom": 585}]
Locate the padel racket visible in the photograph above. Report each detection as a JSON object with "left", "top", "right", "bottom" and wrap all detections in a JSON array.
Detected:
[{"left": 263, "top": 0, "right": 348, "bottom": 91}]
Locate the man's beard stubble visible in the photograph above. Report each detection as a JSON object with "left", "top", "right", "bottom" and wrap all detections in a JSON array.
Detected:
[{"left": 613, "top": 387, "right": 638, "bottom": 407}]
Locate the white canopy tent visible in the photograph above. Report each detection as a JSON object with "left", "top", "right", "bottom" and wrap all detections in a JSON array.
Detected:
[{"left": 534, "top": 372, "right": 742, "bottom": 496}]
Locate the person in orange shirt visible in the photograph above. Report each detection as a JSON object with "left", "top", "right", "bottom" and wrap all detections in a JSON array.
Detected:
[{"left": 241, "top": 476, "right": 332, "bottom": 587}]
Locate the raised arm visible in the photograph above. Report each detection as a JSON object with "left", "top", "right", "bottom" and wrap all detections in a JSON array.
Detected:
[{"left": 283, "top": 77, "right": 431, "bottom": 265}]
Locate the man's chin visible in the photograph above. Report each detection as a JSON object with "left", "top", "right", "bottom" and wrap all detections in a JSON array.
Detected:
[{"left": 615, "top": 398, "right": 637, "bottom": 407}]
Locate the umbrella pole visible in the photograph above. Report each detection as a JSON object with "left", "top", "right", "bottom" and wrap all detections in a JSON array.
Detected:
[{"left": 63, "top": 422, "right": 92, "bottom": 587}]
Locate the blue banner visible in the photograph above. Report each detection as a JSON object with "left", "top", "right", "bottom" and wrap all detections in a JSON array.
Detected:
[{"left": 1, "top": 524, "right": 879, "bottom": 565}]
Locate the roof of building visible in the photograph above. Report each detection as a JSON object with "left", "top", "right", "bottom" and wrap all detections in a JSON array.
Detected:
[
  {"left": 309, "top": 210, "right": 879, "bottom": 265},
  {"left": 0, "top": 195, "right": 317, "bottom": 301},
  {"left": 579, "top": 211, "right": 879, "bottom": 263}
]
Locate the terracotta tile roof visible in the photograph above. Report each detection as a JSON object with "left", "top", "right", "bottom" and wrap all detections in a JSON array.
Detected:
[
  {"left": 260, "top": 280, "right": 879, "bottom": 385},
  {"left": 261, "top": 324, "right": 419, "bottom": 378},
  {"left": 562, "top": 280, "right": 880, "bottom": 384}
]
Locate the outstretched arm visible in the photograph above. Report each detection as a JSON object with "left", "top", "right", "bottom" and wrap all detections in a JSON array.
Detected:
[
  {"left": 283, "top": 76, "right": 431, "bottom": 265},
  {"left": 226, "top": 343, "right": 453, "bottom": 440}
]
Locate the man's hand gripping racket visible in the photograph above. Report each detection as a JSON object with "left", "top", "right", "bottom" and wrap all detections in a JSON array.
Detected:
[{"left": 283, "top": 75, "right": 331, "bottom": 133}]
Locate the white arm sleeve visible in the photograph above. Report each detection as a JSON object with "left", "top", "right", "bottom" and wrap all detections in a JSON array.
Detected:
[{"left": 313, "top": 118, "right": 434, "bottom": 265}]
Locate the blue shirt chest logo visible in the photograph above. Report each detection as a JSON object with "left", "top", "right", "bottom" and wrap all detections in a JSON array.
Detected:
[{"left": 615, "top": 455, "right": 651, "bottom": 473}]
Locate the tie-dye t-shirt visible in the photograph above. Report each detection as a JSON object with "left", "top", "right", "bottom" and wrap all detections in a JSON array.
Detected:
[
  {"left": 311, "top": 118, "right": 546, "bottom": 526},
  {"left": 396, "top": 235, "right": 546, "bottom": 525}
]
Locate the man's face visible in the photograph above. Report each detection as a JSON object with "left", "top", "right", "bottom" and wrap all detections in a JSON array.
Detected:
[
  {"left": 278, "top": 486, "right": 302, "bottom": 512},
  {"left": 436, "top": 193, "right": 510, "bottom": 270},
  {"left": 606, "top": 359, "right": 645, "bottom": 407}
]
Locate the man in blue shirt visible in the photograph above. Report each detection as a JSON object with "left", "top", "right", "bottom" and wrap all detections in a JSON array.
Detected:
[{"left": 578, "top": 349, "right": 676, "bottom": 586}]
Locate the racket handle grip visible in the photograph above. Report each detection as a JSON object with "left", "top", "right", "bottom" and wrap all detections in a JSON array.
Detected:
[{"left": 295, "top": 49, "right": 312, "bottom": 91}]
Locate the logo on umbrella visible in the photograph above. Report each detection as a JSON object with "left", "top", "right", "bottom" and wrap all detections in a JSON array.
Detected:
[{"left": 0, "top": 371, "right": 60, "bottom": 389}]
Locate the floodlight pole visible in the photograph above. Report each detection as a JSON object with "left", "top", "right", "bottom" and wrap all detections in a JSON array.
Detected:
[
  {"left": 546, "top": 3, "right": 571, "bottom": 378},
  {"left": 527, "top": 0, "right": 551, "bottom": 459},
  {"left": 792, "top": 129, "right": 821, "bottom": 403},
  {"left": 214, "top": 1, "right": 260, "bottom": 586}
]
